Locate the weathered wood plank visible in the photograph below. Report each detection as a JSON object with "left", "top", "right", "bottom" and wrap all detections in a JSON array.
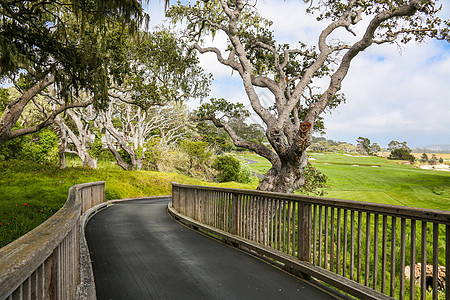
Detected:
[
  {"left": 390, "top": 217, "right": 397, "bottom": 298},
  {"left": 381, "top": 215, "right": 387, "bottom": 294},
  {"left": 373, "top": 214, "right": 379, "bottom": 290},
  {"left": 410, "top": 220, "right": 416, "bottom": 300},
  {"left": 357, "top": 211, "right": 362, "bottom": 284},
  {"left": 350, "top": 210, "right": 355, "bottom": 281},
  {"left": 330, "top": 208, "right": 335, "bottom": 272},
  {"left": 365, "top": 213, "right": 371, "bottom": 287},
  {"left": 421, "top": 221, "right": 427, "bottom": 300},
  {"left": 343, "top": 209, "right": 348, "bottom": 278},
  {"left": 433, "top": 223, "right": 439, "bottom": 300},
  {"left": 400, "top": 218, "right": 406, "bottom": 300}
]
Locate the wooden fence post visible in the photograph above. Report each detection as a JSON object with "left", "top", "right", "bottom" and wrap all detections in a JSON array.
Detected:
[{"left": 298, "top": 202, "right": 312, "bottom": 279}]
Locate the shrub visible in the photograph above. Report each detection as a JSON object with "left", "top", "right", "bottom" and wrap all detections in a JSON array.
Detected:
[
  {"left": 388, "top": 148, "right": 415, "bottom": 162},
  {"left": 237, "top": 161, "right": 253, "bottom": 184},
  {"left": 213, "top": 155, "right": 240, "bottom": 182},
  {"left": 180, "top": 140, "right": 213, "bottom": 175}
]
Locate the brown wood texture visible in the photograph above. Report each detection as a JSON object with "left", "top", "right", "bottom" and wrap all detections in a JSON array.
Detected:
[
  {"left": 0, "top": 182, "right": 105, "bottom": 300},
  {"left": 171, "top": 183, "right": 450, "bottom": 300}
]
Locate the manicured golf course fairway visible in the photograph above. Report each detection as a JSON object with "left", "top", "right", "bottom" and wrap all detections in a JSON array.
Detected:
[{"left": 238, "top": 152, "right": 450, "bottom": 211}]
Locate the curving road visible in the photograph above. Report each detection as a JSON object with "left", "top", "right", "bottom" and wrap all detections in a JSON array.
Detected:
[{"left": 85, "top": 197, "right": 339, "bottom": 299}]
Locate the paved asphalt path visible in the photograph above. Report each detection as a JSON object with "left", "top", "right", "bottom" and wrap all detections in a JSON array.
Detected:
[{"left": 85, "top": 197, "right": 338, "bottom": 299}]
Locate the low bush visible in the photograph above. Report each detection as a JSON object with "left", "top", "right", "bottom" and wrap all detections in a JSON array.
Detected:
[
  {"left": 213, "top": 155, "right": 254, "bottom": 183},
  {"left": 213, "top": 155, "right": 240, "bottom": 182}
]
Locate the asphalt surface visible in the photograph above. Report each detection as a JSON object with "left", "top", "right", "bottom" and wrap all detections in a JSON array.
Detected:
[{"left": 85, "top": 197, "right": 338, "bottom": 299}]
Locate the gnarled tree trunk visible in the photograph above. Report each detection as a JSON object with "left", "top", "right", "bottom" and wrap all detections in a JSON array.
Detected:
[{"left": 257, "top": 151, "right": 308, "bottom": 193}]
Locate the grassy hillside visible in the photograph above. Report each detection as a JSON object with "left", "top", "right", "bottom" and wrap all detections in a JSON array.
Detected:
[
  {"left": 238, "top": 152, "right": 450, "bottom": 211},
  {"left": 0, "top": 159, "right": 257, "bottom": 248},
  {"left": 2, "top": 153, "right": 449, "bottom": 247}
]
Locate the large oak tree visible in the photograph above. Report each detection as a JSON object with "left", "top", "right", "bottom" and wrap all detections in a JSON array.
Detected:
[{"left": 168, "top": 0, "right": 449, "bottom": 193}]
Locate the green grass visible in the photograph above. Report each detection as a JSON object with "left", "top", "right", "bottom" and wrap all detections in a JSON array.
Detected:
[
  {"left": 2, "top": 152, "right": 449, "bottom": 248},
  {"left": 235, "top": 153, "right": 273, "bottom": 175},
  {"left": 238, "top": 152, "right": 450, "bottom": 211},
  {"left": 0, "top": 159, "right": 257, "bottom": 248}
]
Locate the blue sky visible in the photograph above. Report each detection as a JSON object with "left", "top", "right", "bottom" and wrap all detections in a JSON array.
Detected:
[{"left": 147, "top": 1, "right": 450, "bottom": 148}]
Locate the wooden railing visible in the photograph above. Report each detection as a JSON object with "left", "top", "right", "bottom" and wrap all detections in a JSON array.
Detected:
[
  {"left": 0, "top": 182, "right": 105, "bottom": 300},
  {"left": 171, "top": 183, "right": 450, "bottom": 300}
]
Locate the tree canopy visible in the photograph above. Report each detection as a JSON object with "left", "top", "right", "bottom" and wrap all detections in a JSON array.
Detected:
[
  {"left": 168, "top": 0, "right": 449, "bottom": 193},
  {"left": 0, "top": 0, "right": 171, "bottom": 145}
]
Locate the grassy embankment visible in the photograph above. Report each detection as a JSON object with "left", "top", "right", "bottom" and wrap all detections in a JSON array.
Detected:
[
  {"left": 0, "top": 159, "right": 257, "bottom": 248},
  {"left": 2, "top": 152, "right": 449, "bottom": 248},
  {"left": 237, "top": 152, "right": 450, "bottom": 211}
]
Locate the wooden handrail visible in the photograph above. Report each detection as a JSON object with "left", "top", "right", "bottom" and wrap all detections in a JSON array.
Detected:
[
  {"left": 0, "top": 182, "right": 105, "bottom": 300},
  {"left": 171, "top": 182, "right": 450, "bottom": 300}
]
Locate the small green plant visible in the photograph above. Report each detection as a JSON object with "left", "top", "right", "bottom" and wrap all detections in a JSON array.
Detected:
[
  {"left": 296, "top": 163, "right": 328, "bottom": 196},
  {"left": 237, "top": 162, "right": 253, "bottom": 184}
]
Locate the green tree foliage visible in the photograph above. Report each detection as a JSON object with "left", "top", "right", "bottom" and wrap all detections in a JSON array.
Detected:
[
  {"left": 388, "top": 140, "right": 415, "bottom": 162},
  {"left": 420, "top": 153, "right": 429, "bottom": 163},
  {"left": 0, "top": 129, "right": 31, "bottom": 161},
  {"left": 0, "top": 0, "right": 147, "bottom": 102},
  {"left": 296, "top": 163, "right": 328, "bottom": 196},
  {"left": 389, "top": 148, "right": 416, "bottom": 162},
  {"left": 213, "top": 155, "right": 254, "bottom": 183},
  {"left": 0, "top": 128, "right": 58, "bottom": 164},
  {"left": 429, "top": 154, "right": 439, "bottom": 165},
  {"left": 117, "top": 29, "right": 211, "bottom": 108},
  {"left": 357, "top": 137, "right": 373, "bottom": 155},
  {"left": 29, "top": 129, "right": 59, "bottom": 164},
  {"left": 179, "top": 140, "right": 213, "bottom": 176},
  {"left": 196, "top": 121, "right": 235, "bottom": 153},
  {"left": 388, "top": 140, "right": 410, "bottom": 152},
  {"left": 213, "top": 155, "right": 240, "bottom": 182},
  {"left": 0, "top": 0, "right": 168, "bottom": 145}
]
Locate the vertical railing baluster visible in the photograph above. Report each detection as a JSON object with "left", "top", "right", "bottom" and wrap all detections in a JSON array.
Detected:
[
  {"left": 246, "top": 195, "right": 251, "bottom": 240},
  {"left": 390, "top": 216, "right": 397, "bottom": 298},
  {"left": 283, "top": 201, "right": 287, "bottom": 253},
  {"left": 318, "top": 206, "right": 323, "bottom": 268},
  {"left": 343, "top": 209, "right": 348, "bottom": 278},
  {"left": 253, "top": 195, "right": 257, "bottom": 242},
  {"left": 278, "top": 200, "right": 282, "bottom": 250},
  {"left": 270, "top": 199, "right": 274, "bottom": 248},
  {"left": 381, "top": 215, "right": 388, "bottom": 294},
  {"left": 400, "top": 218, "right": 406, "bottom": 300},
  {"left": 336, "top": 209, "right": 341, "bottom": 275},
  {"left": 287, "top": 201, "right": 292, "bottom": 255},
  {"left": 313, "top": 205, "right": 318, "bottom": 265},
  {"left": 365, "top": 213, "right": 371, "bottom": 286},
  {"left": 410, "top": 220, "right": 416, "bottom": 300},
  {"left": 421, "top": 221, "right": 427, "bottom": 300},
  {"left": 350, "top": 210, "right": 355, "bottom": 281},
  {"left": 433, "top": 223, "right": 439, "bottom": 300},
  {"left": 446, "top": 224, "right": 450, "bottom": 300},
  {"left": 325, "top": 207, "right": 329, "bottom": 270},
  {"left": 357, "top": 211, "right": 362, "bottom": 284},
  {"left": 373, "top": 214, "right": 379, "bottom": 290},
  {"left": 292, "top": 202, "right": 297, "bottom": 257},
  {"left": 255, "top": 196, "right": 259, "bottom": 243},
  {"left": 264, "top": 198, "right": 269, "bottom": 246},
  {"left": 330, "top": 208, "right": 335, "bottom": 272}
]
